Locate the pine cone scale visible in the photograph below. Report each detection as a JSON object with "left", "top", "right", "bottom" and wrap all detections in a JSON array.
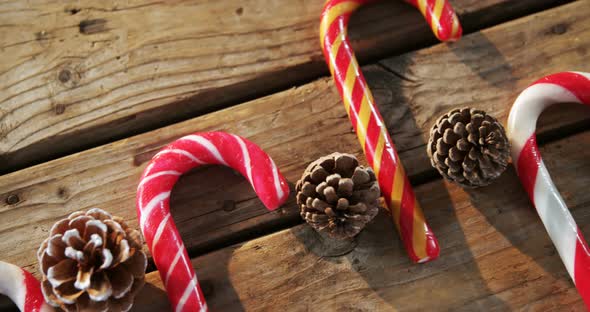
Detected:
[
  {"left": 296, "top": 153, "right": 380, "bottom": 239},
  {"left": 38, "top": 208, "right": 146, "bottom": 312},
  {"left": 428, "top": 108, "right": 510, "bottom": 187}
]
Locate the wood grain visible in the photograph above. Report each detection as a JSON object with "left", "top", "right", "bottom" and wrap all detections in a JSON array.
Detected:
[
  {"left": 1, "top": 1, "right": 590, "bottom": 280},
  {"left": 0, "top": 0, "right": 569, "bottom": 172},
  {"left": 138, "top": 129, "right": 590, "bottom": 311}
]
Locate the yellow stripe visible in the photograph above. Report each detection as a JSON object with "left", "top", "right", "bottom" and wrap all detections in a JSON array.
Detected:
[
  {"left": 356, "top": 95, "right": 371, "bottom": 151},
  {"left": 342, "top": 59, "right": 358, "bottom": 113},
  {"left": 416, "top": 0, "right": 428, "bottom": 15},
  {"left": 390, "top": 163, "right": 405, "bottom": 207},
  {"left": 327, "top": 34, "right": 344, "bottom": 76},
  {"left": 412, "top": 199, "right": 429, "bottom": 260},
  {"left": 372, "top": 131, "right": 385, "bottom": 178},
  {"left": 433, "top": 0, "right": 444, "bottom": 20},
  {"left": 319, "top": 1, "right": 361, "bottom": 49},
  {"left": 431, "top": 0, "right": 444, "bottom": 38}
]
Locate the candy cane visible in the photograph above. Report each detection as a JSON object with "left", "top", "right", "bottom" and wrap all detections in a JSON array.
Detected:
[
  {"left": 507, "top": 72, "right": 590, "bottom": 308},
  {"left": 136, "top": 131, "right": 289, "bottom": 312},
  {"left": 320, "top": 0, "right": 462, "bottom": 263},
  {"left": 0, "top": 261, "right": 53, "bottom": 312}
]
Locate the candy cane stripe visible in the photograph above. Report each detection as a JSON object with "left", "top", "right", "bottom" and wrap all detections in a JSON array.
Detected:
[
  {"left": 508, "top": 72, "right": 590, "bottom": 308},
  {"left": 156, "top": 149, "right": 204, "bottom": 165},
  {"left": 320, "top": 0, "right": 462, "bottom": 263},
  {"left": 270, "top": 158, "right": 285, "bottom": 200},
  {"left": 139, "top": 171, "right": 181, "bottom": 189},
  {"left": 151, "top": 213, "right": 171, "bottom": 252},
  {"left": 233, "top": 135, "right": 253, "bottom": 184},
  {"left": 137, "top": 132, "right": 289, "bottom": 311},
  {"left": 181, "top": 135, "right": 227, "bottom": 165},
  {"left": 0, "top": 261, "right": 53, "bottom": 312},
  {"left": 176, "top": 276, "right": 198, "bottom": 312},
  {"left": 532, "top": 163, "right": 577, "bottom": 277},
  {"left": 139, "top": 191, "right": 170, "bottom": 229},
  {"left": 165, "top": 246, "right": 184, "bottom": 286}
]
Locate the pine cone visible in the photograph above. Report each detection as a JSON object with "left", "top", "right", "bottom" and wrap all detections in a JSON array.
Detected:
[
  {"left": 427, "top": 108, "right": 510, "bottom": 187},
  {"left": 37, "top": 208, "right": 147, "bottom": 312},
  {"left": 296, "top": 153, "right": 380, "bottom": 239}
]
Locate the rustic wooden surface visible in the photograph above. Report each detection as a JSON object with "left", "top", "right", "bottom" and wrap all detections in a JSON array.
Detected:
[
  {"left": 1, "top": 0, "right": 588, "bottom": 276},
  {"left": 0, "top": 0, "right": 569, "bottom": 172},
  {"left": 136, "top": 130, "right": 590, "bottom": 311},
  {"left": 1, "top": 0, "right": 589, "bottom": 311}
]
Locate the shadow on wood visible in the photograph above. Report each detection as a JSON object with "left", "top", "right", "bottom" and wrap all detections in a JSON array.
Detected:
[
  {"left": 288, "top": 55, "right": 509, "bottom": 307},
  {"left": 449, "top": 31, "right": 516, "bottom": 90}
]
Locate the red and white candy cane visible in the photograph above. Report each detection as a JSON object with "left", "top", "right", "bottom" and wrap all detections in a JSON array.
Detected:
[
  {"left": 0, "top": 261, "right": 53, "bottom": 312},
  {"left": 136, "top": 131, "right": 289, "bottom": 311},
  {"left": 320, "top": 0, "right": 462, "bottom": 262},
  {"left": 507, "top": 72, "right": 590, "bottom": 307}
]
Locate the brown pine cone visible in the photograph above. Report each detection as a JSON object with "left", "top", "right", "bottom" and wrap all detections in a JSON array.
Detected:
[
  {"left": 296, "top": 153, "right": 380, "bottom": 239},
  {"left": 427, "top": 108, "right": 510, "bottom": 188},
  {"left": 37, "top": 208, "right": 147, "bottom": 312}
]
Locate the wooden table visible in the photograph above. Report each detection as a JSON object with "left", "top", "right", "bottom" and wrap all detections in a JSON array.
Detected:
[{"left": 1, "top": 0, "right": 589, "bottom": 310}]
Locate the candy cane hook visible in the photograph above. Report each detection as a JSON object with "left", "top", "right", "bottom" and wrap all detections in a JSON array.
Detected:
[
  {"left": 136, "top": 131, "right": 289, "bottom": 311},
  {"left": 320, "top": 0, "right": 462, "bottom": 263},
  {"left": 507, "top": 72, "right": 590, "bottom": 308},
  {"left": 0, "top": 261, "right": 54, "bottom": 312}
]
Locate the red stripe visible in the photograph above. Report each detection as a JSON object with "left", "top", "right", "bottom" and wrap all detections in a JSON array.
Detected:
[
  {"left": 399, "top": 179, "right": 418, "bottom": 261},
  {"left": 330, "top": 35, "right": 353, "bottom": 96},
  {"left": 378, "top": 148, "right": 396, "bottom": 207},
  {"left": 425, "top": 223, "right": 440, "bottom": 259},
  {"left": 516, "top": 135, "right": 541, "bottom": 204},
  {"left": 423, "top": 0, "right": 434, "bottom": 28},
  {"left": 348, "top": 74, "right": 367, "bottom": 133},
  {"left": 179, "top": 287, "right": 202, "bottom": 312},
  {"left": 322, "top": 12, "right": 352, "bottom": 56},
  {"left": 22, "top": 269, "right": 44, "bottom": 312},
  {"left": 364, "top": 115, "right": 380, "bottom": 166},
  {"left": 437, "top": 1, "right": 461, "bottom": 40},
  {"left": 165, "top": 256, "right": 194, "bottom": 310},
  {"left": 532, "top": 72, "right": 590, "bottom": 104},
  {"left": 574, "top": 229, "right": 590, "bottom": 308}
]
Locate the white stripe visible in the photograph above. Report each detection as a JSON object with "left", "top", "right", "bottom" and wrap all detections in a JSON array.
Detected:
[
  {"left": 182, "top": 135, "right": 227, "bottom": 165},
  {"left": 139, "top": 192, "right": 170, "bottom": 229},
  {"left": 270, "top": 158, "right": 284, "bottom": 203},
  {"left": 507, "top": 83, "right": 581, "bottom": 169},
  {"left": 164, "top": 246, "right": 184, "bottom": 287},
  {"left": 138, "top": 171, "right": 181, "bottom": 189},
  {"left": 155, "top": 149, "right": 204, "bottom": 164},
  {"left": 533, "top": 161, "right": 577, "bottom": 279},
  {"left": 151, "top": 213, "right": 171, "bottom": 252},
  {"left": 0, "top": 261, "right": 26, "bottom": 311},
  {"left": 175, "top": 275, "right": 198, "bottom": 312},
  {"left": 573, "top": 71, "right": 590, "bottom": 80},
  {"left": 233, "top": 135, "right": 253, "bottom": 184},
  {"left": 143, "top": 162, "right": 157, "bottom": 176}
]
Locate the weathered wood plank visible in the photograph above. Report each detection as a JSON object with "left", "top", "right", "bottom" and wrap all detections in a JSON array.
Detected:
[
  {"left": 1, "top": 0, "right": 589, "bottom": 280},
  {"left": 138, "top": 130, "right": 590, "bottom": 311},
  {"left": 0, "top": 0, "right": 570, "bottom": 172}
]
